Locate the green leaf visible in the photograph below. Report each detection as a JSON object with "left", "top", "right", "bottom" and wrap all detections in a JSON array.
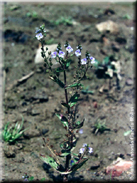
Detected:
[
  {"left": 103, "top": 57, "right": 109, "bottom": 65},
  {"left": 28, "top": 176, "right": 34, "bottom": 181},
  {"left": 69, "top": 93, "right": 80, "bottom": 107},
  {"left": 40, "top": 155, "right": 59, "bottom": 170},
  {"left": 124, "top": 130, "right": 131, "bottom": 136},
  {"left": 66, "top": 83, "right": 83, "bottom": 89},
  {"left": 71, "top": 158, "right": 88, "bottom": 172},
  {"left": 40, "top": 178, "right": 46, "bottom": 181},
  {"left": 65, "top": 59, "right": 71, "bottom": 69},
  {"left": 73, "top": 153, "right": 79, "bottom": 156},
  {"left": 59, "top": 152, "right": 70, "bottom": 157},
  {"left": 49, "top": 76, "right": 64, "bottom": 88},
  {"left": 93, "top": 59, "right": 99, "bottom": 69},
  {"left": 74, "top": 120, "right": 84, "bottom": 129},
  {"left": 56, "top": 67, "right": 64, "bottom": 73},
  {"left": 61, "top": 102, "right": 70, "bottom": 108},
  {"left": 56, "top": 114, "right": 69, "bottom": 129}
]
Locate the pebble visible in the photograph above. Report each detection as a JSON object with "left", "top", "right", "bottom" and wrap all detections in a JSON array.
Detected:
[
  {"left": 90, "top": 161, "right": 100, "bottom": 170},
  {"left": 23, "top": 129, "right": 41, "bottom": 139},
  {"left": 126, "top": 78, "right": 133, "bottom": 86},
  {"left": 41, "top": 128, "right": 49, "bottom": 135},
  {"left": 4, "top": 146, "right": 16, "bottom": 158}
]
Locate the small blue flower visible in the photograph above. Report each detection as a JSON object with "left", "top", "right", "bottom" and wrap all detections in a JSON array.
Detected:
[
  {"left": 58, "top": 51, "right": 65, "bottom": 58},
  {"left": 83, "top": 143, "right": 87, "bottom": 147},
  {"left": 81, "top": 58, "right": 87, "bottom": 65},
  {"left": 35, "top": 28, "right": 41, "bottom": 33},
  {"left": 51, "top": 51, "right": 57, "bottom": 58},
  {"left": 88, "top": 147, "right": 93, "bottom": 153},
  {"left": 35, "top": 33, "right": 43, "bottom": 40},
  {"left": 24, "top": 178, "right": 28, "bottom": 181},
  {"left": 75, "top": 49, "right": 81, "bottom": 57},
  {"left": 79, "top": 129, "right": 83, "bottom": 134},
  {"left": 90, "top": 56, "right": 95, "bottom": 64},
  {"left": 70, "top": 160, "right": 74, "bottom": 166},
  {"left": 79, "top": 148, "right": 85, "bottom": 154},
  {"left": 66, "top": 45, "right": 73, "bottom": 53}
]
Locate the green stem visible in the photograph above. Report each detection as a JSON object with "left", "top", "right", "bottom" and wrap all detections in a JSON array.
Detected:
[{"left": 63, "top": 68, "right": 71, "bottom": 182}]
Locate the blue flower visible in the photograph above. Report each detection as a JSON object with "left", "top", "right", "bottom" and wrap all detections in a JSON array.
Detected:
[
  {"left": 51, "top": 51, "right": 57, "bottom": 58},
  {"left": 75, "top": 49, "right": 81, "bottom": 57},
  {"left": 35, "top": 28, "right": 41, "bottom": 33},
  {"left": 66, "top": 45, "right": 73, "bottom": 53},
  {"left": 88, "top": 147, "right": 93, "bottom": 153},
  {"left": 79, "top": 148, "right": 85, "bottom": 154},
  {"left": 81, "top": 58, "right": 87, "bottom": 65},
  {"left": 70, "top": 160, "right": 74, "bottom": 166},
  {"left": 35, "top": 33, "right": 43, "bottom": 40},
  {"left": 90, "top": 56, "right": 95, "bottom": 64},
  {"left": 58, "top": 51, "right": 65, "bottom": 58},
  {"left": 79, "top": 129, "right": 83, "bottom": 134},
  {"left": 83, "top": 143, "right": 87, "bottom": 147},
  {"left": 24, "top": 178, "right": 28, "bottom": 181}
]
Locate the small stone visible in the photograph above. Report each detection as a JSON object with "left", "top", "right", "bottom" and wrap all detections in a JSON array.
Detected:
[
  {"left": 41, "top": 128, "right": 49, "bottom": 135},
  {"left": 4, "top": 146, "right": 16, "bottom": 158},
  {"left": 126, "top": 78, "right": 133, "bottom": 86},
  {"left": 96, "top": 20, "right": 119, "bottom": 34},
  {"left": 90, "top": 161, "right": 100, "bottom": 170},
  {"left": 23, "top": 129, "right": 41, "bottom": 139}
]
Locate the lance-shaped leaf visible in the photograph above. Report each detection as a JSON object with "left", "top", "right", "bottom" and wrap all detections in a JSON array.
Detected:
[
  {"left": 61, "top": 102, "right": 70, "bottom": 109},
  {"left": 68, "top": 93, "right": 80, "bottom": 107},
  {"left": 102, "top": 56, "right": 109, "bottom": 65},
  {"left": 59, "top": 152, "right": 70, "bottom": 157},
  {"left": 65, "top": 59, "right": 71, "bottom": 69},
  {"left": 93, "top": 59, "right": 99, "bottom": 69},
  {"left": 66, "top": 83, "right": 83, "bottom": 89},
  {"left": 74, "top": 120, "right": 84, "bottom": 129},
  {"left": 49, "top": 76, "right": 65, "bottom": 88},
  {"left": 40, "top": 155, "right": 59, "bottom": 170},
  {"left": 56, "top": 67, "right": 64, "bottom": 73},
  {"left": 71, "top": 158, "right": 88, "bottom": 172},
  {"left": 56, "top": 114, "right": 69, "bottom": 129}
]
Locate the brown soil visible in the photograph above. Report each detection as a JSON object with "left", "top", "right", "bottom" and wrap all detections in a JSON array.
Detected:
[{"left": 2, "top": 2, "right": 135, "bottom": 182}]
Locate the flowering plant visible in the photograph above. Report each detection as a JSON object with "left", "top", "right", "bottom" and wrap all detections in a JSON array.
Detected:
[{"left": 35, "top": 24, "right": 96, "bottom": 181}]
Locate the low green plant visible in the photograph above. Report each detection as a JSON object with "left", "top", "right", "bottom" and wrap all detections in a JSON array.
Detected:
[
  {"left": 2, "top": 116, "right": 28, "bottom": 143},
  {"left": 45, "top": 38, "right": 57, "bottom": 45},
  {"left": 122, "top": 14, "right": 131, "bottom": 19},
  {"left": 26, "top": 11, "right": 38, "bottom": 18},
  {"left": 95, "top": 56, "right": 121, "bottom": 90},
  {"left": 81, "top": 86, "right": 94, "bottom": 94},
  {"left": 51, "top": 16, "right": 73, "bottom": 26},
  {"left": 93, "top": 119, "right": 110, "bottom": 135}
]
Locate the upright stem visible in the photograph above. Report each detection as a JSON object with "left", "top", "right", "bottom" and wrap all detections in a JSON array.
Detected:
[
  {"left": 64, "top": 70, "right": 70, "bottom": 114},
  {"left": 63, "top": 69, "right": 71, "bottom": 182}
]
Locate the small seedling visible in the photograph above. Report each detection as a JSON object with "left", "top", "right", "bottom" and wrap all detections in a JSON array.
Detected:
[
  {"left": 51, "top": 16, "right": 73, "bottom": 26},
  {"left": 92, "top": 120, "right": 110, "bottom": 135},
  {"left": 95, "top": 56, "right": 121, "bottom": 90},
  {"left": 2, "top": 116, "right": 29, "bottom": 143},
  {"left": 81, "top": 86, "right": 94, "bottom": 94}
]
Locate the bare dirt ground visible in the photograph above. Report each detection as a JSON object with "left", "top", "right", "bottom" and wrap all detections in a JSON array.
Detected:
[{"left": 1, "top": 2, "right": 136, "bottom": 181}]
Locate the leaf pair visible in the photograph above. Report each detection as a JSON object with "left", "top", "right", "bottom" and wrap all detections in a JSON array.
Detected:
[{"left": 56, "top": 114, "right": 69, "bottom": 129}]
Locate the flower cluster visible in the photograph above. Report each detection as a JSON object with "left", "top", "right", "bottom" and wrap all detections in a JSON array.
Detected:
[
  {"left": 79, "top": 143, "right": 93, "bottom": 154},
  {"left": 35, "top": 25, "right": 96, "bottom": 66},
  {"left": 35, "top": 24, "right": 46, "bottom": 40}
]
